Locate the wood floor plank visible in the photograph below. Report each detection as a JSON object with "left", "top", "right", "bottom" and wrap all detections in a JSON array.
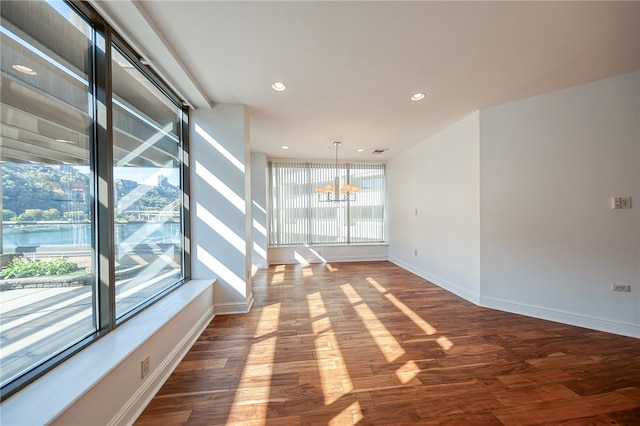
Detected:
[
  {"left": 134, "top": 261, "right": 640, "bottom": 425},
  {"left": 493, "top": 391, "right": 638, "bottom": 425},
  {"left": 133, "top": 410, "right": 191, "bottom": 426},
  {"left": 492, "top": 383, "right": 580, "bottom": 406},
  {"left": 174, "top": 358, "right": 228, "bottom": 372},
  {"left": 496, "top": 369, "right": 578, "bottom": 388}
]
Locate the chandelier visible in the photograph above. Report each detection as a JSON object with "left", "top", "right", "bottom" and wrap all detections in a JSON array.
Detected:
[{"left": 315, "top": 141, "right": 359, "bottom": 202}]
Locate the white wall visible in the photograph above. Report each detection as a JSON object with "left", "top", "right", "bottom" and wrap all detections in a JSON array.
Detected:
[
  {"left": 387, "top": 112, "right": 481, "bottom": 303},
  {"left": 191, "top": 105, "right": 253, "bottom": 314},
  {"left": 479, "top": 72, "right": 640, "bottom": 337},
  {"left": 387, "top": 72, "right": 639, "bottom": 338},
  {"left": 251, "top": 152, "right": 269, "bottom": 269}
]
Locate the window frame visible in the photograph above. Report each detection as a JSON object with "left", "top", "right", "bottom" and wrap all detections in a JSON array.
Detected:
[
  {"left": 0, "top": 0, "right": 191, "bottom": 400},
  {"left": 109, "top": 35, "right": 189, "bottom": 324}
]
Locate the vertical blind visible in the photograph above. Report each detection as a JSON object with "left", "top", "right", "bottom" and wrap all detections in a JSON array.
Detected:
[{"left": 269, "top": 161, "right": 385, "bottom": 246}]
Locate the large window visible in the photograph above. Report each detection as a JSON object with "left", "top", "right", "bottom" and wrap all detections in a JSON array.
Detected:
[
  {"left": 0, "top": 0, "right": 189, "bottom": 398},
  {"left": 269, "top": 162, "right": 385, "bottom": 246},
  {"left": 111, "top": 47, "right": 184, "bottom": 319}
]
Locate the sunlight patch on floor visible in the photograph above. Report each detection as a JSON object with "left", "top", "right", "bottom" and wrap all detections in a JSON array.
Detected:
[
  {"left": 352, "top": 303, "right": 405, "bottom": 362},
  {"left": 396, "top": 360, "right": 421, "bottom": 384},
  {"left": 340, "top": 283, "right": 362, "bottom": 304},
  {"left": 365, "top": 276, "right": 386, "bottom": 292},
  {"left": 308, "top": 291, "right": 354, "bottom": 406},
  {"left": 315, "top": 330, "right": 353, "bottom": 405},
  {"left": 254, "top": 303, "right": 281, "bottom": 338},
  {"left": 342, "top": 283, "right": 405, "bottom": 363},
  {"left": 227, "top": 336, "right": 277, "bottom": 422},
  {"left": 329, "top": 401, "right": 363, "bottom": 425},
  {"left": 367, "top": 277, "right": 437, "bottom": 335},
  {"left": 306, "top": 292, "right": 327, "bottom": 318},
  {"left": 270, "top": 272, "right": 284, "bottom": 285},
  {"left": 437, "top": 336, "right": 454, "bottom": 350},
  {"left": 385, "top": 293, "right": 437, "bottom": 335},
  {"left": 312, "top": 316, "right": 332, "bottom": 335},
  {"left": 325, "top": 263, "right": 338, "bottom": 272}
]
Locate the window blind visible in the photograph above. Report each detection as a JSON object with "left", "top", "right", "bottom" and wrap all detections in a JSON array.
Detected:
[{"left": 269, "top": 161, "right": 385, "bottom": 246}]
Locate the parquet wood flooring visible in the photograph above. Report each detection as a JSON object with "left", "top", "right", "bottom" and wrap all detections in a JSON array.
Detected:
[{"left": 134, "top": 261, "right": 640, "bottom": 425}]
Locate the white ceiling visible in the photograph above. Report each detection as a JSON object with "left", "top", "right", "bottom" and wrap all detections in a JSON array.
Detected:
[{"left": 92, "top": 1, "right": 639, "bottom": 161}]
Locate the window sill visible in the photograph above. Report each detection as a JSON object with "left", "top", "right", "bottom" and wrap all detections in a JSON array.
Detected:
[{"left": 0, "top": 279, "right": 215, "bottom": 426}]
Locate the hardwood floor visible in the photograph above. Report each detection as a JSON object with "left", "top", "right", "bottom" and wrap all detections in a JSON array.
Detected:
[{"left": 135, "top": 261, "right": 640, "bottom": 425}]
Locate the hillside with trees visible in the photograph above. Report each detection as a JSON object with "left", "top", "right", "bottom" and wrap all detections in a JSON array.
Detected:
[{"left": 2, "top": 164, "right": 180, "bottom": 222}]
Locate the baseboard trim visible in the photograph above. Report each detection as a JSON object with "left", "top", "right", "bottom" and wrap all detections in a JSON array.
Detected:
[
  {"left": 480, "top": 296, "right": 640, "bottom": 339},
  {"left": 215, "top": 291, "right": 254, "bottom": 315},
  {"left": 389, "top": 256, "right": 481, "bottom": 304},
  {"left": 388, "top": 257, "right": 639, "bottom": 339}
]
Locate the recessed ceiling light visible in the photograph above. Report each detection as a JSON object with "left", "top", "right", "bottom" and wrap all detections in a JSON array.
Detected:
[
  {"left": 410, "top": 92, "right": 426, "bottom": 101},
  {"left": 357, "top": 148, "right": 364, "bottom": 152},
  {"left": 272, "top": 81, "right": 287, "bottom": 92},
  {"left": 12, "top": 64, "right": 37, "bottom": 75},
  {"left": 281, "top": 145, "right": 289, "bottom": 150}
]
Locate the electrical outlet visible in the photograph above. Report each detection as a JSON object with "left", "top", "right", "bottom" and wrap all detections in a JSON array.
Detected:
[
  {"left": 141, "top": 355, "right": 150, "bottom": 379},
  {"left": 620, "top": 197, "right": 632, "bottom": 209},
  {"left": 612, "top": 283, "right": 631, "bottom": 292},
  {"left": 612, "top": 197, "right": 632, "bottom": 209}
]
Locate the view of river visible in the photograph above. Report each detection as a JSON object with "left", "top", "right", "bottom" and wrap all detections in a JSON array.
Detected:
[{"left": 2, "top": 221, "right": 181, "bottom": 250}]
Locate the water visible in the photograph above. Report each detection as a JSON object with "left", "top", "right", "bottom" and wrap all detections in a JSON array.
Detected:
[{"left": 2, "top": 221, "right": 181, "bottom": 251}]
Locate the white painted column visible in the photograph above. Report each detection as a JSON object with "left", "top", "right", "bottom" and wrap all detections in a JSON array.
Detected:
[
  {"left": 250, "top": 152, "right": 269, "bottom": 269},
  {"left": 190, "top": 105, "right": 253, "bottom": 313}
]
